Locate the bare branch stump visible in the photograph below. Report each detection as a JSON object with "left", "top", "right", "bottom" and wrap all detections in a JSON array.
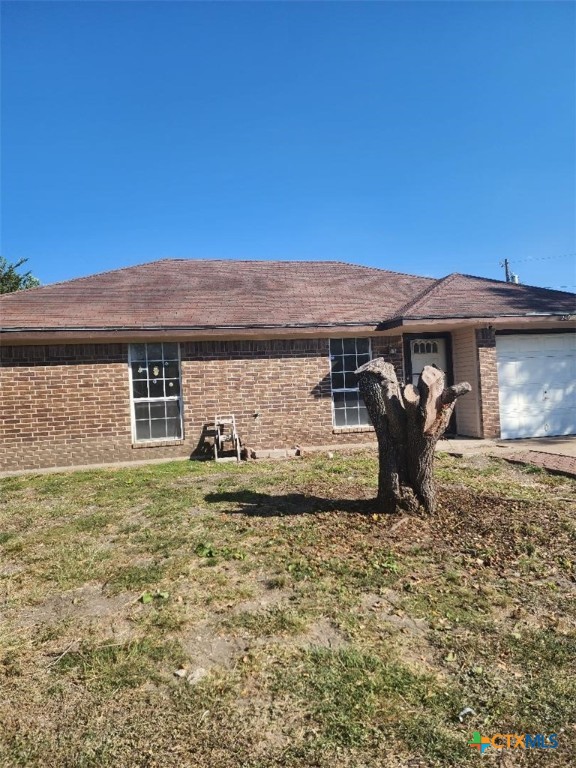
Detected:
[{"left": 356, "top": 359, "right": 471, "bottom": 514}]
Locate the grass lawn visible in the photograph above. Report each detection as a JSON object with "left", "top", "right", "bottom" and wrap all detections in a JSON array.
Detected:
[{"left": 0, "top": 451, "right": 574, "bottom": 767}]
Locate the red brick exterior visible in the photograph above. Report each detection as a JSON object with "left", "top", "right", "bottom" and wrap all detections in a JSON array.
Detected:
[
  {"left": 0, "top": 336, "right": 404, "bottom": 472},
  {"left": 1, "top": 344, "right": 137, "bottom": 471},
  {"left": 475, "top": 328, "right": 501, "bottom": 439}
]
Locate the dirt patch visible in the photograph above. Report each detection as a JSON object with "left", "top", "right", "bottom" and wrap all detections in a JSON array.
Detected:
[
  {"left": 360, "top": 590, "right": 428, "bottom": 636},
  {"left": 451, "top": 454, "right": 495, "bottom": 471},
  {"left": 358, "top": 590, "right": 438, "bottom": 675},
  {"left": 0, "top": 562, "right": 23, "bottom": 577},
  {"left": 179, "top": 616, "right": 348, "bottom": 679},
  {"left": 295, "top": 618, "right": 348, "bottom": 650},
  {"left": 7, "top": 584, "right": 137, "bottom": 629},
  {"left": 231, "top": 586, "right": 293, "bottom": 615},
  {"left": 180, "top": 621, "right": 250, "bottom": 670}
]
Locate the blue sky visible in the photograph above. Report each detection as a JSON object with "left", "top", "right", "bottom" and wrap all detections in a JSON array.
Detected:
[{"left": 2, "top": 1, "right": 575, "bottom": 290}]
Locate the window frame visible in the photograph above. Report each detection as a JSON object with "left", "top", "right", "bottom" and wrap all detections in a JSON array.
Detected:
[
  {"left": 128, "top": 342, "right": 184, "bottom": 443},
  {"left": 412, "top": 339, "right": 439, "bottom": 355},
  {"left": 328, "top": 337, "right": 373, "bottom": 428}
]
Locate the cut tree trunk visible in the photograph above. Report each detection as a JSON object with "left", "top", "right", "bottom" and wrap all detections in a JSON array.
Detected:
[{"left": 356, "top": 359, "right": 471, "bottom": 514}]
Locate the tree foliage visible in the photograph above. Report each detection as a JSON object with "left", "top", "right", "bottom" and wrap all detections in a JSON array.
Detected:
[{"left": 0, "top": 257, "right": 41, "bottom": 294}]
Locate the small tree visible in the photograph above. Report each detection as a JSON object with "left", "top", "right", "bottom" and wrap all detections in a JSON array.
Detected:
[
  {"left": 0, "top": 257, "right": 41, "bottom": 294},
  {"left": 356, "top": 358, "right": 471, "bottom": 514}
]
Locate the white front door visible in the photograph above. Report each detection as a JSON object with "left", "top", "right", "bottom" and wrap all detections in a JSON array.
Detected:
[
  {"left": 410, "top": 338, "right": 448, "bottom": 385},
  {"left": 496, "top": 333, "right": 576, "bottom": 439}
]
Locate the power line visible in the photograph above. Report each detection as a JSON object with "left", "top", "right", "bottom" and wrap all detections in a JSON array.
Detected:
[
  {"left": 510, "top": 253, "right": 576, "bottom": 264},
  {"left": 499, "top": 252, "right": 575, "bottom": 282},
  {"left": 473, "top": 251, "right": 575, "bottom": 268}
]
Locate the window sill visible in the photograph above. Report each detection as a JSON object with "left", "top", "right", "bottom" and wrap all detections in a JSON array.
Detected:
[
  {"left": 332, "top": 426, "right": 375, "bottom": 435},
  {"left": 132, "top": 439, "right": 185, "bottom": 449}
]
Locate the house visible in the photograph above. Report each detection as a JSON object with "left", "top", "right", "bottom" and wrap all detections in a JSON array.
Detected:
[{"left": 1, "top": 259, "right": 574, "bottom": 472}]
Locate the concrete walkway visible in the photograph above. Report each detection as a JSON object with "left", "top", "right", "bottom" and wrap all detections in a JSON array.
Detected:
[{"left": 437, "top": 436, "right": 576, "bottom": 477}]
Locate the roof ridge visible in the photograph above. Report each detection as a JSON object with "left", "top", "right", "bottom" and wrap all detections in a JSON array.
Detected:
[
  {"left": 385, "top": 271, "right": 576, "bottom": 320},
  {"left": 157, "top": 258, "right": 349, "bottom": 264},
  {"left": 150, "top": 259, "right": 440, "bottom": 283},
  {"left": 392, "top": 272, "right": 456, "bottom": 317}
]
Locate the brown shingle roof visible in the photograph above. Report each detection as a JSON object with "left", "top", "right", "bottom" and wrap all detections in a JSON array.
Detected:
[
  {"left": 394, "top": 273, "right": 576, "bottom": 320},
  {"left": 0, "top": 259, "right": 435, "bottom": 331},
  {"left": 1, "top": 261, "right": 574, "bottom": 336}
]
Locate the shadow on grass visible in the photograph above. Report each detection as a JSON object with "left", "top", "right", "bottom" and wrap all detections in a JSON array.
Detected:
[{"left": 204, "top": 489, "right": 378, "bottom": 517}]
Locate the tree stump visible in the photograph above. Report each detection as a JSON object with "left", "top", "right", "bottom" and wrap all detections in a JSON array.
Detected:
[{"left": 356, "top": 358, "right": 471, "bottom": 514}]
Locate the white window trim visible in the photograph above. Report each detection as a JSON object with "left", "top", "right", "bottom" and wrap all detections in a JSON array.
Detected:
[
  {"left": 128, "top": 343, "right": 184, "bottom": 444},
  {"left": 328, "top": 337, "right": 372, "bottom": 428}
]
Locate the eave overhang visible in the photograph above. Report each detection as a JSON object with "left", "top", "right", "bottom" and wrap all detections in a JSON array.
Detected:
[
  {"left": 0, "top": 321, "right": 393, "bottom": 344},
  {"left": 379, "top": 313, "right": 576, "bottom": 331},
  {"left": 2, "top": 314, "right": 574, "bottom": 345}
]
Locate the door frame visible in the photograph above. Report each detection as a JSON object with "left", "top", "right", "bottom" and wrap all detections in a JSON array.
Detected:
[{"left": 403, "top": 332, "right": 456, "bottom": 434}]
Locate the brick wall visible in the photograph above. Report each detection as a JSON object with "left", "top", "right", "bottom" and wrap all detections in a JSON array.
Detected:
[
  {"left": 475, "top": 328, "right": 501, "bottom": 439},
  {"left": 1, "top": 344, "right": 140, "bottom": 471},
  {"left": 0, "top": 336, "right": 404, "bottom": 472}
]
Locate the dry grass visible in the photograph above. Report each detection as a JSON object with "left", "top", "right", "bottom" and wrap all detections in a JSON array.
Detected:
[{"left": 0, "top": 451, "right": 574, "bottom": 767}]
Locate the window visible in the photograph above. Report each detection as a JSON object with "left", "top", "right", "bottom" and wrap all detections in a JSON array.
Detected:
[
  {"left": 412, "top": 340, "right": 438, "bottom": 354},
  {"left": 329, "top": 338, "right": 371, "bottom": 427},
  {"left": 129, "top": 343, "right": 183, "bottom": 442}
]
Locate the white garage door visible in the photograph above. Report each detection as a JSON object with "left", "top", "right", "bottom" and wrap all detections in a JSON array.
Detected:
[{"left": 496, "top": 333, "right": 576, "bottom": 439}]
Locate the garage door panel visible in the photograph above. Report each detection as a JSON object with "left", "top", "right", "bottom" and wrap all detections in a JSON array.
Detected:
[
  {"left": 549, "top": 410, "right": 576, "bottom": 435},
  {"left": 537, "top": 410, "right": 576, "bottom": 437},
  {"left": 500, "top": 411, "right": 576, "bottom": 440},
  {"left": 501, "top": 402, "right": 558, "bottom": 420},
  {"left": 498, "top": 334, "right": 574, "bottom": 359},
  {"left": 500, "top": 384, "right": 550, "bottom": 409},
  {"left": 522, "top": 338, "right": 550, "bottom": 354},
  {"left": 498, "top": 360, "right": 520, "bottom": 379},
  {"left": 497, "top": 360, "right": 532, "bottom": 388},
  {"left": 546, "top": 383, "right": 575, "bottom": 403},
  {"left": 496, "top": 333, "right": 576, "bottom": 439},
  {"left": 557, "top": 334, "right": 575, "bottom": 352}
]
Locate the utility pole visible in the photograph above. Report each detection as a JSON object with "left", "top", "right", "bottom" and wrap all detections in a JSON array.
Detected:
[{"left": 502, "top": 258, "right": 511, "bottom": 282}]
